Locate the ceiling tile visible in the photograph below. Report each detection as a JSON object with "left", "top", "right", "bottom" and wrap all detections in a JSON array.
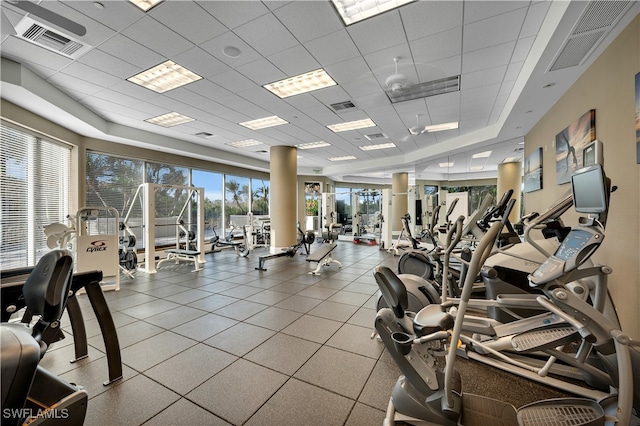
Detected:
[
  {"left": 400, "top": 1, "right": 463, "bottom": 41},
  {"left": 462, "top": 41, "right": 516, "bottom": 74},
  {"left": 324, "top": 57, "right": 370, "bottom": 85},
  {"left": 185, "top": 79, "right": 234, "bottom": 101},
  {"left": 305, "top": 30, "right": 360, "bottom": 66},
  {"left": 273, "top": 1, "right": 343, "bottom": 43},
  {"left": 463, "top": 65, "right": 507, "bottom": 90},
  {"left": 463, "top": 8, "right": 527, "bottom": 53},
  {"left": 173, "top": 47, "right": 230, "bottom": 79},
  {"left": 92, "top": 88, "right": 143, "bottom": 107},
  {"left": 195, "top": 1, "right": 270, "bottom": 29},
  {"left": 149, "top": 1, "right": 227, "bottom": 45},
  {"left": 464, "top": 1, "right": 529, "bottom": 24},
  {"left": 121, "top": 16, "right": 193, "bottom": 57},
  {"left": 211, "top": 69, "right": 256, "bottom": 93},
  {"left": 109, "top": 80, "right": 162, "bottom": 103},
  {"left": 511, "top": 36, "right": 536, "bottom": 63},
  {"left": 521, "top": 1, "right": 551, "bottom": 38},
  {"left": 237, "top": 58, "right": 287, "bottom": 85},
  {"left": 234, "top": 13, "right": 298, "bottom": 57},
  {"left": 47, "top": 73, "right": 104, "bottom": 96},
  {"left": 78, "top": 49, "right": 140, "bottom": 79},
  {"left": 267, "top": 44, "right": 321, "bottom": 76},
  {"left": 200, "top": 31, "right": 262, "bottom": 68},
  {"left": 58, "top": 62, "right": 122, "bottom": 88},
  {"left": 98, "top": 34, "right": 165, "bottom": 70},
  {"left": 409, "top": 28, "right": 462, "bottom": 65},
  {"left": 62, "top": 0, "right": 144, "bottom": 32},
  {"left": 416, "top": 56, "right": 462, "bottom": 83},
  {"left": 164, "top": 87, "right": 214, "bottom": 109},
  {"left": 346, "top": 10, "right": 405, "bottom": 55},
  {"left": 504, "top": 61, "right": 524, "bottom": 82}
]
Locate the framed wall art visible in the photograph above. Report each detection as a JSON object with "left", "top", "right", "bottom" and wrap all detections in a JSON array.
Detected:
[{"left": 555, "top": 109, "right": 596, "bottom": 184}]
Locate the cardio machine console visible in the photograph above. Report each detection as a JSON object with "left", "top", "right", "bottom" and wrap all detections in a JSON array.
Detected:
[{"left": 529, "top": 228, "right": 603, "bottom": 285}]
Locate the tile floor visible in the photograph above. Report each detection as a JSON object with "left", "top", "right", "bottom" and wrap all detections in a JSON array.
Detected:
[{"left": 41, "top": 242, "right": 404, "bottom": 425}]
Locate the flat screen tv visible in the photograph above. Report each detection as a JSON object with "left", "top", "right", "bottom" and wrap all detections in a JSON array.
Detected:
[{"left": 571, "top": 164, "right": 608, "bottom": 214}]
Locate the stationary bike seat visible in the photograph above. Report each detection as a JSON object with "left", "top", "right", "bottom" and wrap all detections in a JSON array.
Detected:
[{"left": 413, "top": 304, "right": 454, "bottom": 337}]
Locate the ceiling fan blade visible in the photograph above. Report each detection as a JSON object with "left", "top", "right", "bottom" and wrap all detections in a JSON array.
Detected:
[
  {"left": 11, "top": 1, "right": 86, "bottom": 36},
  {"left": 1, "top": 11, "right": 17, "bottom": 36}
]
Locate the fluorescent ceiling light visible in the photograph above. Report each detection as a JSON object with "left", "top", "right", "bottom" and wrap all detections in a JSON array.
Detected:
[
  {"left": 327, "top": 118, "right": 376, "bottom": 133},
  {"left": 328, "top": 156, "right": 357, "bottom": 161},
  {"left": 145, "top": 112, "right": 195, "bottom": 127},
  {"left": 226, "top": 139, "right": 263, "bottom": 148},
  {"left": 129, "top": 0, "right": 162, "bottom": 11},
  {"left": 264, "top": 69, "right": 337, "bottom": 98},
  {"left": 503, "top": 157, "right": 521, "bottom": 163},
  {"left": 439, "top": 162, "right": 454, "bottom": 168},
  {"left": 239, "top": 115, "right": 288, "bottom": 130},
  {"left": 469, "top": 166, "right": 484, "bottom": 172},
  {"left": 424, "top": 122, "right": 459, "bottom": 132},
  {"left": 472, "top": 151, "right": 492, "bottom": 159},
  {"left": 128, "top": 60, "right": 202, "bottom": 93},
  {"left": 296, "top": 141, "right": 331, "bottom": 150},
  {"left": 359, "top": 142, "right": 396, "bottom": 151},
  {"left": 331, "top": 0, "right": 416, "bottom": 25}
]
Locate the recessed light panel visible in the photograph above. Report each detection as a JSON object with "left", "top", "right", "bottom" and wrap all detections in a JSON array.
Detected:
[
  {"left": 424, "top": 122, "right": 459, "bottom": 132},
  {"left": 472, "top": 151, "right": 491, "bottom": 159},
  {"left": 128, "top": 60, "right": 202, "bottom": 93},
  {"left": 145, "top": 112, "right": 195, "bottom": 127},
  {"left": 226, "top": 139, "right": 263, "bottom": 148},
  {"left": 469, "top": 166, "right": 484, "bottom": 172},
  {"left": 239, "top": 116, "right": 288, "bottom": 130},
  {"left": 296, "top": 141, "right": 332, "bottom": 150},
  {"left": 503, "top": 157, "right": 521, "bottom": 163},
  {"left": 359, "top": 142, "right": 396, "bottom": 151},
  {"left": 331, "top": 0, "right": 416, "bottom": 25},
  {"left": 264, "top": 69, "right": 337, "bottom": 98},
  {"left": 439, "top": 162, "right": 454, "bottom": 168},
  {"left": 328, "top": 156, "right": 357, "bottom": 161},
  {"left": 129, "top": 0, "right": 162, "bottom": 11},
  {"left": 327, "top": 118, "right": 376, "bottom": 133}
]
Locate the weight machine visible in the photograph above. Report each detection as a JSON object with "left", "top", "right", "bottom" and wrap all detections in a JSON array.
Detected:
[{"left": 122, "top": 183, "right": 205, "bottom": 273}]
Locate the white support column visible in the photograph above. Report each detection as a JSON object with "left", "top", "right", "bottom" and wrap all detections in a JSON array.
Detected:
[{"left": 143, "top": 183, "right": 156, "bottom": 274}]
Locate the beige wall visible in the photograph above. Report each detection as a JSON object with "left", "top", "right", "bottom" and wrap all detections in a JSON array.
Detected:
[{"left": 525, "top": 16, "right": 640, "bottom": 337}]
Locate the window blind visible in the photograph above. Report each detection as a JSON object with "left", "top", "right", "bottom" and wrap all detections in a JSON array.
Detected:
[{"left": 1, "top": 124, "right": 71, "bottom": 268}]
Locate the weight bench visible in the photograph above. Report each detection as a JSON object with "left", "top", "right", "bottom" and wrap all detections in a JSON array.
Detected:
[
  {"left": 157, "top": 249, "right": 202, "bottom": 272},
  {"left": 306, "top": 243, "right": 341, "bottom": 275}
]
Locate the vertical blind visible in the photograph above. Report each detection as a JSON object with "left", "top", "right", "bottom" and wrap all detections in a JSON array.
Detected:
[{"left": 1, "top": 124, "right": 71, "bottom": 268}]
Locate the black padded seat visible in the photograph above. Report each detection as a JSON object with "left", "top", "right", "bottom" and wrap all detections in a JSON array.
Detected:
[
  {"left": 413, "top": 304, "right": 454, "bottom": 337},
  {"left": 1, "top": 327, "right": 40, "bottom": 417}
]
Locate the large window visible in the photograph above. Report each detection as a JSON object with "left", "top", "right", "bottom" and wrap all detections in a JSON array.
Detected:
[
  {"left": 225, "top": 175, "right": 249, "bottom": 228},
  {"left": 251, "top": 178, "right": 269, "bottom": 216},
  {"left": 1, "top": 125, "right": 71, "bottom": 268},
  {"left": 192, "top": 169, "right": 223, "bottom": 239}
]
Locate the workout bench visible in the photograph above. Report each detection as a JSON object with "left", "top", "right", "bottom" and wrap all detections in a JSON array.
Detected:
[
  {"left": 306, "top": 243, "right": 342, "bottom": 275},
  {"left": 157, "top": 249, "right": 203, "bottom": 272}
]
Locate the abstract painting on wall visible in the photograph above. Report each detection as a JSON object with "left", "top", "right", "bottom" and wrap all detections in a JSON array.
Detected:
[{"left": 555, "top": 109, "right": 596, "bottom": 184}]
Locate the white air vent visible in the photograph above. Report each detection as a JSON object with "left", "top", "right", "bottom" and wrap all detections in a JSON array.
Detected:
[
  {"left": 14, "top": 17, "right": 91, "bottom": 58},
  {"left": 364, "top": 132, "right": 388, "bottom": 141},
  {"left": 548, "top": 1, "right": 632, "bottom": 71},
  {"left": 330, "top": 100, "right": 358, "bottom": 112},
  {"left": 386, "top": 75, "right": 460, "bottom": 104}
]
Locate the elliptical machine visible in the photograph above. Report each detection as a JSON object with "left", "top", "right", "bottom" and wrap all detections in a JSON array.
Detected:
[{"left": 374, "top": 164, "right": 639, "bottom": 425}]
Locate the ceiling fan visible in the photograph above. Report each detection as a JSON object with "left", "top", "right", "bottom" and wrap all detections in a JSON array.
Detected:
[
  {"left": 408, "top": 114, "right": 427, "bottom": 135},
  {"left": 385, "top": 57, "right": 410, "bottom": 92},
  {"left": 2, "top": 0, "right": 86, "bottom": 37}
]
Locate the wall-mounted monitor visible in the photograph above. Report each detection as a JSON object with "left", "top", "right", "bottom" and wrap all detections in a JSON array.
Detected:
[
  {"left": 571, "top": 164, "right": 608, "bottom": 214},
  {"left": 582, "top": 139, "right": 603, "bottom": 167}
]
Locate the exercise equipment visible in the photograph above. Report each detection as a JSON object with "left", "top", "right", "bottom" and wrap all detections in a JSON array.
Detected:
[
  {"left": 1, "top": 249, "right": 88, "bottom": 426},
  {"left": 255, "top": 223, "right": 315, "bottom": 271},
  {"left": 122, "top": 183, "right": 205, "bottom": 273},
  {"left": 306, "top": 243, "right": 341, "bottom": 275},
  {"left": 44, "top": 206, "right": 121, "bottom": 290},
  {"left": 374, "top": 164, "right": 638, "bottom": 425}
]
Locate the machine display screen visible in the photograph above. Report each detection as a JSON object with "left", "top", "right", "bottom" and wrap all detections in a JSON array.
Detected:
[
  {"left": 571, "top": 164, "right": 608, "bottom": 214},
  {"left": 555, "top": 229, "right": 592, "bottom": 260}
]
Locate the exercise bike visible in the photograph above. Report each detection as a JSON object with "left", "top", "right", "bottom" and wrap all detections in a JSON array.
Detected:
[{"left": 374, "top": 164, "right": 639, "bottom": 425}]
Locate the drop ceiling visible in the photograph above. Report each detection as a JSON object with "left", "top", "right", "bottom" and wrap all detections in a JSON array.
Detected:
[{"left": 1, "top": 0, "right": 637, "bottom": 183}]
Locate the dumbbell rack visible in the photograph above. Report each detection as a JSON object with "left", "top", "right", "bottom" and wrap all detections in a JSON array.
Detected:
[{"left": 74, "top": 206, "right": 120, "bottom": 291}]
